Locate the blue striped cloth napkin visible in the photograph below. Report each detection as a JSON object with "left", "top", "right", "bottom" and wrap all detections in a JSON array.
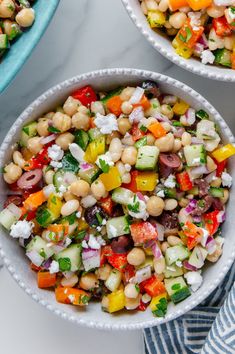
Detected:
[{"left": 144, "top": 262, "right": 235, "bottom": 354}]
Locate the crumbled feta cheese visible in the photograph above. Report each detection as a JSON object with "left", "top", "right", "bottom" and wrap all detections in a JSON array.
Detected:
[
  {"left": 88, "top": 234, "right": 101, "bottom": 249},
  {"left": 175, "top": 260, "right": 182, "bottom": 268},
  {"left": 94, "top": 113, "right": 118, "bottom": 134},
  {"left": 76, "top": 211, "right": 81, "bottom": 218},
  {"left": 43, "top": 184, "right": 56, "bottom": 198},
  {"left": 97, "top": 236, "right": 106, "bottom": 246},
  {"left": 68, "top": 294, "right": 75, "bottom": 303},
  {"left": 128, "top": 106, "right": 144, "bottom": 124},
  {"left": 109, "top": 225, "right": 117, "bottom": 238},
  {"left": 221, "top": 172, "right": 233, "bottom": 187},
  {"left": 58, "top": 185, "right": 67, "bottom": 194},
  {"left": 128, "top": 195, "right": 149, "bottom": 220},
  {"left": 156, "top": 190, "right": 165, "bottom": 198},
  {"left": 10, "top": 220, "right": 33, "bottom": 239},
  {"left": 50, "top": 161, "right": 63, "bottom": 169},
  {"left": 200, "top": 228, "right": 209, "bottom": 247},
  {"left": 142, "top": 293, "right": 151, "bottom": 304},
  {"left": 188, "top": 12, "right": 201, "bottom": 30},
  {"left": 214, "top": 0, "right": 234, "bottom": 6},
  {"left": 164, "top": 174, "right": 176, "bottom": 188},
  {"left": 64, "top": 238, "right": 72, "bottom": 247},
  {"left": 82, "top": 240, "right": 88, "bottom": 249},
  {"left": 49, "top": 260, "right": 59, "bottom": 274},
  {"left": 96, "top": 152, "right": 114, "bottom": 169},
  {"left": 192, "top": 157, "right": 200, "bottom": 164},
  {"left": 129, "top": 87, "right": 144, "bottom": 104},
  {"left": 201, "top": 50, "right": 215, "bottom": 65},
  {"left": 96, "top": 226, "right": 102, "bottom": 232},
  {"left": 184, "top": 271, "right": 203, "bottom": 292},
  {"left": 81, "top": 195, "right": 97, "bottom": 208},
  {"left": 124, "top": 163, "right": 131, "bottom": 172},
  {"left": 48, "top": 144, "right": 64, "bottom": 161},
  {"left": 102, "top": 219, "right": 107, "bottom": 225},
  {"left": 69, "top": 143, "right": 84, "bottom": 162}
]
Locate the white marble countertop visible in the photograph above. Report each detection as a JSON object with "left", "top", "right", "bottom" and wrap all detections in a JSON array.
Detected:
[{"left": 0, "top": 0, "right": 234, "bottom": 353}]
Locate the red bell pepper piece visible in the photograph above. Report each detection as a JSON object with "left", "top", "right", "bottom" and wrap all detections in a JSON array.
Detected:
[
  {"left": 104, "top": 246, "right": 128, "bottom": 272},
  {"left": 130, "top": 222, "right": 158, "bottom": 244},
  {"left": 99, "top": 196, "right": 114, "bottom": 216},
  {"left": 71, "top": 85, "right": 97, "bottom": 107},
  {"left": 24, "top": 145, "right": 51, "bottom": 171},
  {"left": 131, "top": 123, "right": 146, "bottom": 141},
  {"left": 212, "top": 17, "right": 232, "bottom": 37},
  {"left": 123, "top": 264, "right": 135, "bottom": 283},
  {"left": 215, "top": 159, "right": 227, "bottom": 177},
  {"left": 183, "top": 221, "right": 203, "bottom": 250},
  {"left": 100, "top": 245, "right": 112, "bottom": 266},
  {"left": 176, "top": 171, "right": 193, "bottom": 191},
  {"left": 138, "top": 300, "right": 149, "bottom": 312},
  {"left": 204, "top": 210, "right": 220, "bottom": 236},
  {"left": 122, "top": 170, "right": 139, "bottom": 193},
  {"left": 140, "top": 275, "right": 166, "bottom": 297}
]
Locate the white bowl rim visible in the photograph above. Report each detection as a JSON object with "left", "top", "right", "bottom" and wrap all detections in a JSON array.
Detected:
[
  {"left": 122, "top": 0, "right": 235, "bottom": 82},
  {"left": 0, "top": 68, "right": 235, "bottom": 330}
]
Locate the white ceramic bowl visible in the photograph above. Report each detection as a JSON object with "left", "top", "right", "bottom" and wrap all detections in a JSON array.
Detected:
[
  {"left": 0, "top": 69, "right": 235, "bottom": 330},
  {"left": 122, "top": 0, "right": 235, "bottom": 82}
]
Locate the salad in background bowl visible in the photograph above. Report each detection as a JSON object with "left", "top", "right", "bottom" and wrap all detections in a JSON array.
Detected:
[{"left": 0, "top": 69, "right": 235, "bottom": 330}]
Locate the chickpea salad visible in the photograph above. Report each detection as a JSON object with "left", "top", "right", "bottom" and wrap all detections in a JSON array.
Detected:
[
  {"left": 140, "top": 0, "right": 235, "bottom": 69},
  {"left": 0, "top": 81, "right": 234, "bottom": 316},
  {"left": 0, "top": 0, "right": 36, "bottom": 61}
]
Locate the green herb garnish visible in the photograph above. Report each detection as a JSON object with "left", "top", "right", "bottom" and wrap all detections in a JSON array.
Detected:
[
  {"left": 152, "top": 298, "right": 168, "bottom": 318},
  {"left": 99, "top": 159, "right": 110, "bottom": 173},
  {"left": 48, "top": 126, "right": 61, "bottom": 133},
  {"left": 58, "top": 257, "right": 71, "bottom": 271},
  {"left": 171, "top": 283, "right": 181, "bottom": 291}
]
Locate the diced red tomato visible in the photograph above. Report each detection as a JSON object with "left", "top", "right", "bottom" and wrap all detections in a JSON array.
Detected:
[
  {"left": 105, "top": 246, "right": 128, "bottom": 272},
  {"left": 212, "top": 17, "right": 232, "bottom": 37},
  {"left": 37, "top": 271, "right": 56, "bottom": 288},
  {"left": 176, "top": 171, "right": 193, "bottom": 191},
  {"left": 122, "top": 170, "right": 139, "bottom": 193},
  {"left": 140, "top": 275, "right": 166, "bottom": 297},
  {"left": 31, "top": 263, "right": 42, "bottom": 272},
  {"left": 20, "top": 208, "right": 37, "bottom": 221},
  {"left": 130, "top": 222, "right": 158, "bottom": 244},
  {"left": 24, "top": 145, "right": 51, "bottom": 171},
  {"left": 130, "top": 123, "right": 146, "bottom": 141},
  {"left": 100, "top": 245, "right": 112, "bottom": 266},
  {"left": 183, "top": 221, "right": 203, "bottom": 250},
  {"left": 215, "top": 159, "right": 227, "bottom": 177},
  {"left": 138, "top": 300, "right": 149, "bottom": 311},
  {"left": 122, "top": 264, "right": 135, "bottom": 283},
  {"left": 204, "top": 210, "right": 220, "bottom": 236},
  {"left": 71, "top": 85, "right": 97, "bottom": 107},
  {"left": 99, "top": 196, "right": 114, "bottom": 216}
]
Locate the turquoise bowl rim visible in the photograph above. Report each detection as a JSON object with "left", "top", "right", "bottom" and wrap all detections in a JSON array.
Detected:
[{"left": 0, "top": 0, "right": 60, "bottom": 94}]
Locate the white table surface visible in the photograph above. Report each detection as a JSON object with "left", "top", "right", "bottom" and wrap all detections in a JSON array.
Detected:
[{"left": 0, "top": 0, "right": 234, "bottom": 353}]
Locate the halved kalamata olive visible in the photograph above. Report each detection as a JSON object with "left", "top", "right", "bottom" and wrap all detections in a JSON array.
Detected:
[
  {"left": 159, "top": 164, "right": 173, "bottom": 178},
  {"left": 194, "top": 179, "right": 209, "bottom": 197},
  {"left": 159, "top": 153, "right": 181, "bottom": 169},
  {"left": 84, "top": 205, "right": 108, "bottom": 227},
  {"left": 158, "top": 211, "right": 178, "bottom": 230},
  {"left": 212, "top": 197, "right": 224, "bottom": 211},
  {"left": 4, "top": 195, "right": 22, "bottom": 208},
  {"left": 112, "top": 204, "right": 124, "bottom": 217},
  {"left": 141, "top": 80, "right": 160, "bottom": 99},
  {"left": 17, "top": 169, "right": 43, "bottom": 190},
  {"left": 111, "top": 236, "right": 133, "bottom": 254},
  {"left": 191, "top": 195, "right": 213, "bottom": 216}
]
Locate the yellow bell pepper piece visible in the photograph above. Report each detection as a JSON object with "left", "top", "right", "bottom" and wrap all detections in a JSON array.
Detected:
[
  {"left": 211, "top": 144, "right": 235, "bottom": 163},
  {"left": 136, "top": 255, "right": 154, "bottom": 269},
  {"left": 187, "top": 0, "right": 212, "bottom": 11},
  {"left": 136, "top": 172, "right": 158, "bottom": 191},
  {"left": 172, "top": 37, "right": 193, "bottom": 59},
  {"left": 147, "top": 10, "right": 166, "bottom": 28},
  {"left": 150, "top": 293, "right": 168, "bottom": 312},
  {"left": 99, "top": 166, "right": 122, "bottom": 191},
  {"left": 77, "top": 218, "right": 89, "bottom": 231},
  {"left": 47, "top": 194, "right": 62, "bottom": 218},
  {"left": 84, "top": 136, "right": 105, "bottom": 163},
  {"left": 108, "top": 290, "right": 125, "bottom": 313},
  {"left": 173, "top": 99, "right": 190, "bottom": 115}
]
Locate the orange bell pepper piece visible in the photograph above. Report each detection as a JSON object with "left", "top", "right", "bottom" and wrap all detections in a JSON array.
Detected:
[
  {"left": 169, "top": 0, "right": 189, "bottom": 11},
  {"left": 148, "top": 122, "right": 166, "bottom": 138},
  {"left": 47, "top": 224, "right": 69, "bottom": 234},
  {"left": 176, "top": 19, "right": 204, "bottom": 48},
  {"left": 183, "top": 221, "right": 203, "bottom": 250},
  {"left": 187, "top": 0, "right": 212, "bottom": 11},
  {"left": 133, "top": 94, "right": 151, "bottom": 111},
  {"left": 89, "top": 116, "right": 96, "bottom": 128},
  {"left": 55, "top": 287, "right": 90, "bottom": 306},
  {"left": 231, "top": 53, "right": 235, "bottom": 70},
  {"left": 106, "top": 95, "right": 123, "bottom": 116},
  {"left": 23, "top": 190, "right": 46, "bottom": 211},
  {"left": 142, "top": 275, "right": 166, "bottom": 297},
  {"left": 38, "top": 272, "right": 57, "bottom": 288}
]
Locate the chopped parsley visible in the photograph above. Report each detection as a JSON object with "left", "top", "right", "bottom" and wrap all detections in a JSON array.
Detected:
[
  {"left": 198, "top": 200, "right": 205, "bottom": 208},
  {"left": 80, "top": 294, "right": 90, "bottom": 305},
  {"left": 172, "top": 121, "right": 183, "bottom": 127},
  {"left": 152, "top": 298, "right": 168, "bottom": 318},
  {"left": 171, "top": 283, "right": 181, "bottom": 291},
  {"left": 140, "top": 125, "right": 147, "bottom": 132},
  {"left": 58, "top": 257, "right": 71, "bottom": 271},
  {"left": 39, "top": 248, "right": 46, "bottom": 258},
  {"left": 99, "top": 159, "right": 110, "bottom": 173},
  {"left": 96, "top": 212, "right": 103, "bottom": 225},
  {"left": 128, "top": 195, "right": 140, "bottom": 213},
  {"left": 230, "top": 7, "right": 235, "bottom": 14},
  {"left": 22, "top": 126, "right": 30, "bottom": 136},
  {"left": 48, "top": 126, "right": 61, "bottom": 133},
  {"left": 179, "top": 27, "right": 192, "bottom": 43},
  {"left": 75, "top": 230, "right": 86, "bottom": 240},
  {"left": 64, "top": 212, "right": 77, "bottom": 225},
  {"left": 51, "top": 196, "right": 57, "bottom": 205},
  {"left": 135, "top": 284, "right": 140, "bottom": 293}
]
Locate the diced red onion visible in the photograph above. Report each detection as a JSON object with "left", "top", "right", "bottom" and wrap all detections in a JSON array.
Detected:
[
  {"left": 40, "top": 134, "right": 56, "bottom": 145},
  {"left": 50, "top": 244, "right": 66, "bottom": 254},
  {"left": 82, "top": 248, "right": 101, "bottom": 271},
  {"left": 136, "top": 192, "right": 145, "bottom": 202},
  {"left": 155, "top": 223, "right": 164, "bottom": 241},
  {"left": 129, "top": 87, "right": 144, "bottom": 104},
  {"left": 188, "top": 247, "right": 205, "bottom": 268},
  {"left": 206, "top": 236, "right": 216, "bottom": 255},
  {"left": 151, "top": 242, "right": 162, "bottom": 259},
  {"left": 190, "top": 165, "right": 208, "bottom": 178},
  {"left": 194, "top": 42, "right": 204, "bottom": 56},
  {"left": 84, "top": 234, "right": 89, "bottom": 241},
  {"left": 173, "top": 127, "right": 185, "bottom": 138},
  {"left": 129, "top": 106, "right": 144, "bottom": 124},
  {"left": 80, "top": 162, "right": 93, "bottom": 171},
  {"left": 153, "top": 112, "right": 171, "bottom": 123},
  {"left": 191, "top": 137, "right": 204, "bottom": 145},
  {"left": 198, "top": 33, "right": 208, "bottom": 48},
  {"left": 193, "top": 215, "right": 202, "bottom": 223},
  {"left": 185, "top": 199, "right": 197, "bottom": 214},
  {"left": 183, "top": 260, "right": 198, "bottom": 271},
  {"left": 185, "top": 108, "right": 196, "bottom": 125},
  {"left": 129, "top": 265, "right": 151, "bottom": 284},
  {"left": 7, "top": 203, "right": 22, "bottom": 219},
  {"left": 205, "top": 171, "right": 216, "bottom": 183},
  {"left": 26, "top": 250, "right": 44, "bottom": 266},
  {"left": 69, "top": 143, "right": 84, "bottom": 162},
  {"left": 216, "top": 211, "right": 226, "bottom": 223},
  {"left": 43, "top": 258, "right": 53, "bottom": 269},
  {"left": 17, "top": 169, "right": 42, "bottom": 190},
  {"left": 144, "top": 240, "right": 155, "bottom": 249}
]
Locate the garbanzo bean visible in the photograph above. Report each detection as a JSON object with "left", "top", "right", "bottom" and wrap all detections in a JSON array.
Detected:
[
  {"left": 79, "top": 273, "right": 98, "bottom": 290},
  {"left": 109, "top": 138, "right": 123, "bottom": 162},
  {"left": 52, "top": 112, "right": 71, "bottom": 132},
  {"left": 91, "top": 180, "right": 107, "bottom": 200},
  {"left": 91, "top": 101, "right": 105, "bottom": 115},
  {"left": 96, "top": 264, "right": 112, "bottom": 281},
  {"left": 3, "top": 162, "right": 22, "bottom": 184},
  {"left": 121, "top": 146, "right": 137, "bottom": 165},
  {"left": 146, "top": 196, "right": 165, "bottom": 216},
  {"left": 70, "top": 180, "right": 90, "bottom": 198},
  {"left": 127, "top": 248, "right": 146, "bottom": 266},
  {"left": 63, "top": 96, "right": 79, "bottom": 116},
  {"left": 27, "top": 137, "right": 43, "bottom": 154},
  {"left": 0, "top": 0, "right": 15, "bottom": 18},
  {"left": 56, "top": 132, "right": 74, "bottom": 150},
  {"left": 154, "top": 133, "right": 174, "bottom": 152},
  {"left": 124, "top": 284, "right": 139, "bottom": 299},
  {"left": 16, "top": 8, "right": 35, "bottom": 27},
  {"left": 13, "top": 151, "right": 25, "bottom": 169},
  {"left": 117, "top": 117, "right": 131, "bottom": 135},
  {"left": 61, "top": 199, "right": 80, "bottom": 216}
]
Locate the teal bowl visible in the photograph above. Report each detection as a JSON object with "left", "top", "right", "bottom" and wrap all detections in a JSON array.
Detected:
[{"left": 0, "top": 0, "right": 60, "bottom": 94}]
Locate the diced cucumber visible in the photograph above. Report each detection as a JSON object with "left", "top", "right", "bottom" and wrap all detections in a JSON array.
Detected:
[
  {"left": 26, "top": 236, "right": 54, "bottom": 260},
  {"left": 164, "top": 265, "right": 184, "bottom": 278},
  {"left": 78, "top": 164, "right": 100, "bottom": 184},
  {"left": 53, "top": 170, "right": 76, "bottom": 192},
  {"left": 188, "top": 246, "right": 207, "bottom": 269},
  {"left": 106, "top": 215, "right": 130, "bottom": 239},
  {"left": 209, "top": 187, "right": 224, "bottom": 198},
  {"left": 36, "top": 207, "right": 58, "bottom": 227},
  {"left": 88, "top": 128, "right": 103, "bottom": 141},
  {"left": 214, "top": 48, "right": 232, "bottom": 68},
  {"left": 0, "top": 34, "right": 9, "bottom": 49},
  {"left": 74, "top": 130, "right": 89, "bottom": 151},
  {"left": 7, "top": 23, "right": 22, "bottom": 41},
  {"left": 111, "top": 187, "right": 134, "bottom": 205},
  {"left": 196, "top": 110, "right": 209, "bottom": 120},
  {"left": 165, "top": 245, "right": 189, "bottom": 266},
  {"left": 105, "top": 269, "right": 122, "bottom": 292},
  {"left": 135, "top": 145, "right": 159, "bottom": 171},
  {"left": 164, "top": 187, "right": 177, "bottom": 198},
  {"left": 134, "top": 136, "right": 147, "bottom": 148},
  {"left": 164, "top": 276, "right": 191, "bottom": 304},
  {"left": 55, "top": 244, "right": 82, "bottom": 272},
  {"left": 183, "top": 144, "right": 206, "bottom": 166},
  {"left": 61, "top": 152, "right": 80, "bottom": 173},
  {"left": 101, "top": 87, "right": 123, "bottom": 105},
  {"left": 19, "top": 121, "right": 37, "bottom": 147},
  {"left": 0, "top": 205, "right": 21, "bottom": 230}
]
